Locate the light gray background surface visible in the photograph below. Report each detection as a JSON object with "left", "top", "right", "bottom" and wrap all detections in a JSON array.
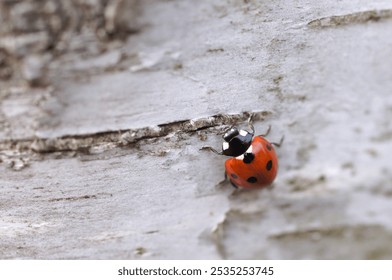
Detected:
[{"left": 1, "top": 0, "right": 392, "bottom": 259}]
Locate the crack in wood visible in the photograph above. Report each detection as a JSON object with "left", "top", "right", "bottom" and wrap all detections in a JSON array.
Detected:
[
  {"left": 0, "top": 111, "right": 272, "bottom": 155},
  {"left": 49, "top": 195, "right": 98, "bottom": 202},
  {"left": 308, "top": 9, "right": 392, "bottom": 28}
]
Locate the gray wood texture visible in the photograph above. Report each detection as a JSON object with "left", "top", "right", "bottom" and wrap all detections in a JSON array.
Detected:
[{"left": 1, "top": 0, "right": 392, "bottom": 259}]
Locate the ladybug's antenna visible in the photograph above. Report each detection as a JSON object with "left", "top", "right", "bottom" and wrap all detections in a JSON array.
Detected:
[
  {"left": 200, "top": 146, "right": 223, "bottom": 155},
  {"left": 247, "top": 113, "right": 255, "bottom": 135}
]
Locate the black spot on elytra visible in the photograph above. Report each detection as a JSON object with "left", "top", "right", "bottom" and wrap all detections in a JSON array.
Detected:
[
  {"left": 247, "top": 176, "right": 257, "bottom": 183},
  {"left": 243, "top": 153, "right": 255, "bottom": 164},
  {"left": 266, "top": 160, "right": 273, "bottom": 171},
  {"left": 266, "top": 144, "right": 272, "bottom": 151},
  {"left": 231, "top": 173, "right": 238, "bottom": 179}
]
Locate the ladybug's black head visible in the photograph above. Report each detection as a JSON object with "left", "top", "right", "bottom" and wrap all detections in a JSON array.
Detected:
[{"left": 222, "top": 127, "right": 253, "bottom": 157}]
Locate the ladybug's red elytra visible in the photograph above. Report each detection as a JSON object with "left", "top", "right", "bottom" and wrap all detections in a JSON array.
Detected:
[{"left": 202, "top": 117, "right": 283, "bottom": 189}]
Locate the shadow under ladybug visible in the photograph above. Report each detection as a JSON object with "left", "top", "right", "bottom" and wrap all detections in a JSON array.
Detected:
[{"left": 201, "top": 117, "right": 283, "bottom": 189}]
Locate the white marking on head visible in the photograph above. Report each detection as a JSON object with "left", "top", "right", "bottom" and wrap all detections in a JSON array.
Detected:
[
  {"left": 239, "top": 130, "right": 248, "bottom": 137},
  {"left": 236, "top": 154, "right": 244, "bottom": 160},
  {"left": 246, "top": 145, "right": 253, "bottom": 154},
  {"left": 222, "top": 141, "right": 229, "bottom": 151}
]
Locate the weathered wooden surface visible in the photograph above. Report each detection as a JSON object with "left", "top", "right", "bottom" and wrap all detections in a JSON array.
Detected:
[{"left": 1, "top": 0, "right": 392, "bottom": 259}]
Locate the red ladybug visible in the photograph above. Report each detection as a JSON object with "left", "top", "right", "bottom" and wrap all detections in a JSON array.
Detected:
[{"left": 203, "top": 120, "right": 282, "bottom": 189}]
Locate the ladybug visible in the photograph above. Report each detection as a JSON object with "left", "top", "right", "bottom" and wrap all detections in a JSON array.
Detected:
[{"left": 203, "top": 119, "right": 283, "bottom": 189}]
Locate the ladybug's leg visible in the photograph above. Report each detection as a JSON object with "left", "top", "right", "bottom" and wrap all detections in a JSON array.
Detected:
[
  {"left": 229, "top": 179, "right": 239, "bottom": 189},
  {"left": 271, "top": 135, "right": 284, "bottom": 148},
  {"left": 260, "top": 125, "right": 271, "bottom": 137},
  {"left": 200, "top": 146, "right": 223, "bottom": 155},
  {"left": 267, "top": 183, "right": 275, "bottom": 190},
  {"left": 229, "top": 185, "right": 243, "bottom": 196},
  {"left": 216, "top": 172, "right": 228, "bottom": 187}
]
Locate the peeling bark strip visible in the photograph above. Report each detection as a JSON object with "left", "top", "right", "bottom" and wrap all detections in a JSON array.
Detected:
[
  {"left": 308, "top": 9, "right": 392, "bottom": 28},
  {"left": 0, "top": 111, "right": 271, "bottom": 154}
]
